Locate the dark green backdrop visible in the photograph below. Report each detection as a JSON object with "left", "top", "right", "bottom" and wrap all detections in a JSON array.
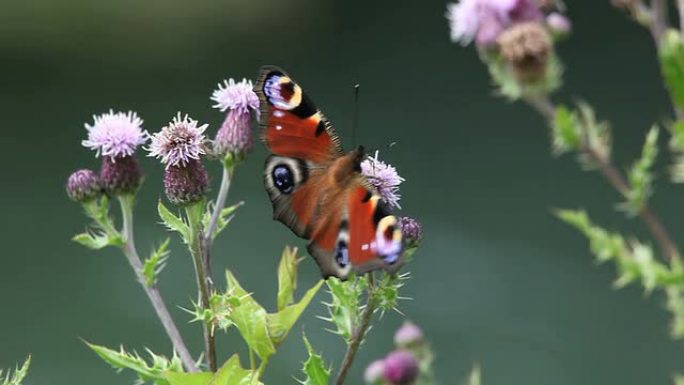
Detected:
[{"left": 2, "top": 0, "right": 684, "bottom": 384}]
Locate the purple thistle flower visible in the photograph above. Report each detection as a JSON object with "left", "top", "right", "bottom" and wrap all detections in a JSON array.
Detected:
[
  {"left": 100, "top": 155, "right": 143, "bottom": 195},
  {"left": 164, "top": 159, "right": 209, "bottom": 206},
  {"left": 546, "top": 12, "right": 571, "bottom": 35},
  {"left": 383, "top": 350, "right": 419, "bottom": 385},
  {"left": 446, "top": 0, "right": 542, "bottom": 48},
  {"left": 394, "top": 321, "right": 424, "bottom": 348},
  {"left": 364, "top": 359, "right": 387, "bottom": 384},
  {"left": 66, "top": 169, "right": 101, "bottom": 202},
  {"left": 147, "top": 113, "right": 207, "bottom": 168},
  {"left": 398, "top": 217, "right": 423, "bottom": 248},
  {"left": 213, "top": 107, "right": 254, "bottom": 157},
  {"left": 211, "top": 78, "right": 260, "bottom": 116},
  {"left": 361, "top": 151, "right": 404, "bottom": 209},
  {"left": 82, "top": 110, "right": 147, "bottom": 158}
]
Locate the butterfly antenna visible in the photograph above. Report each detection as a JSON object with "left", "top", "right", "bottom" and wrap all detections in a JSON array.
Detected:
[{"left": 352, "top": 83, "right": 360, "bottom": 148}]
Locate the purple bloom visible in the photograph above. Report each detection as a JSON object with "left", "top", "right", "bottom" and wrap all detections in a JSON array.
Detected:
[
  {"left": 82, "top": 110, "right": 146, "bottom": 158},
  {"left": 211, "top": 78, "right": 260, "bottom": 116},
  {"left": 398, "top": 217, "right": 423, "bottom": 248},
  {"left": 66, "top": 169, "right": 101, "bottom": 202},
  {"left": 546, "top": 12, "right": 571, "bottom": 35},
  {"left": 147, "top": 113, "right": 207, "bottom": 168},
  {"left": 394, "top": 321, "right": 424, "bottom": 348},
  {"left": 361, "top": 151, "right": 404, "bottom": 209},
  {"left": 364, "top": 359, "right": 386, "bottom": 384},
  {"left": 100, "top": 155, "right": 143, "bottom": 195},
  {"left": 383, "top": 350, "right": 419, "bottom": 385},
  {"left": 164, "top": 159, "right": 209, "bottom": 206},
  {"left": 446, "top": 0, "right": 542, "bottom": 47},
  {"left": 213, "top": 107, "right": 254, "bottom": 157}
]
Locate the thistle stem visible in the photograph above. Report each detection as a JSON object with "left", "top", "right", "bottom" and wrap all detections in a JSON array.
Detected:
[
  {"left": 334, "top": 273, "right": 376, "bottom": 385},
  {"left": 525, "top": 96, "right": 681, "bottom": 261},
  {"left": 117, "top": 195, "right": 198, "bottom": 372},
  {"left": 186, "top": 203, "right": 218, "bottom": 372},
  {"left": 200, "top": 165, "right": 233, "bottom": 295}
]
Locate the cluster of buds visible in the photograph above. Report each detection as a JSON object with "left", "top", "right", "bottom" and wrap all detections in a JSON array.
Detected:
[
  {"left": 446, "top": 0, "right": 571, "bottom": 85},
  {"left": 364, "top": 322, "right": 432, "bottom": 385}
]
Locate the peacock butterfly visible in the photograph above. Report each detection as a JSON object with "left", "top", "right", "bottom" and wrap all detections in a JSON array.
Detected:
[{"left": 254, "top": 66, "right": 403, "bottom": 279}]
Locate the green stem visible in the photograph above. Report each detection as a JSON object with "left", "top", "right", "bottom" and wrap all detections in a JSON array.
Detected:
[
  {"left": 117, "top": 195, "right": 198, "bottom": 372},
  {"left": 185, "top": 202, "right": 218, "bottom": 371},
  {"left": 334, "top": 273, "right": 376, "bottom": 385}
]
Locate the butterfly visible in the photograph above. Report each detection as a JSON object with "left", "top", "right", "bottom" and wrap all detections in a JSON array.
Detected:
[{"left": 254, "top": 66, "right": 404, "bottom": 280}]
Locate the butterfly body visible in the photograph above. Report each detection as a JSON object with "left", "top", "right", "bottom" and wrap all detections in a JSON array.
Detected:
[{"left": 256, "top": 66, "right": 403, "bottom": 279}]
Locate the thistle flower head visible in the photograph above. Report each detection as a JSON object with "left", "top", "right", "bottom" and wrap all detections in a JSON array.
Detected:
[
  {"left": 394, "top": 321, "right": 424, "bottom": 348},
  {"left": 498, "top": 21, "right": 552, "bottom": 81},
  {"left": 213, "top": 108, "right": 254, "bottom": 157},
  {"left": 364, "top": 359, "right": 386, "bottom": 384},
  {"left": 66, "top": 169, "right": 101, "bottom": 202},
  {"left": 82, "top": 110, "right": 146, "bottom": 158},
  {"left": 398, "top": 216, "right": 423, "bottom": 248},
  {"left": 361, "top": 151, "right": 405, "bottom": 209},
  {"left": 446, "top": 0, "right": 542, "bottom": 48},
  {"left": 383, "top": 350, "right": 419, "bottom": 385},
  {"left": 100, "top": 155, "right": 143, "bottom": 195},
  {"left": 211, "top": 78, "right": 260, "bottom": 115},
  {"left": 164, "top": 159, "right": 209, "bottom": 206},
  {"left": 147, "top": 113, "right": 208, "bottom": 168}
]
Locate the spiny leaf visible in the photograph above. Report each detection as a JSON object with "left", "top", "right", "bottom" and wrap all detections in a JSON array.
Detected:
[
  {"left": 165, "top": 372, "right": 213, "bottom": 385},
  {"left": 267, "top": 280, "right": 323, "bottom": 346},
  {"left": 73, "top": 231, "right": 119, "bottom": 250},
  {"left": 620, "top": 126, "right": 659, "bottom": 216},
  {"left": 158, "top": 201, "right": 191, "bottom": 244},
  {"left": 86, "top": 342, "right": 183, "bottom": 385},
  {"left": 277, "top": 246, "right": 300, "bottom": 311},
  {"left": 300, "top": 335, "right": 330, "bottom": 385},
  {"left": 204, "top": 201, "right": 245, "bottom": 240},
  {"left": 1, "top": 356, "right": 31, "bottom": 385},
  {"left": 209, "top": 354, "right": 262, "bottom": 385},
  {"left": 551, "top": 105, "right": 581, "bottom": 155},
  {"left": 143, "top": 238, "right": 171, "bottom": 287},
  {"left": 75, "top": 196, "right": 123, "bottom": 249},
  {"left": 324, "top": 276, "right": 365, "bottom": 341}
]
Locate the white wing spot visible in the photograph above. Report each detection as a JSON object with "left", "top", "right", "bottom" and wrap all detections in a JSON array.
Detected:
[
  {"left": 276, "top": 125, "right": 283, "bottom": 130},
  {"left": 273, "top": 110, "right": 285, "bottom": 118}
]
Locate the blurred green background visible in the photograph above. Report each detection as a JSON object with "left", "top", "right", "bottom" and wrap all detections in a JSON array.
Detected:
[{"left": 2, "top": 0, "right": 684, "bottom": 384}]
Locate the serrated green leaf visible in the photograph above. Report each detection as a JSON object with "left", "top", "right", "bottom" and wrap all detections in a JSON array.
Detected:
[
  {"left": 143, "top": 238, "right": 171, "bottom": 287},
  {"left": 204, "top": 201, "right": 245, "bottom": 240},
  {"left": 300, "top": 336, "right": 330, "bottom": 385},
  {"left": 620, "top": 127, "right": 659, "bottom": 216},
  {"left": 225, "top": 271, "right": 276, "bottom": 361},
  {"left": 75, "top": 196, "right": 123, "bottom": 249},
  {"left": 1, "top": 356, "right": 30, "bottom": 385},
  {"left": 73, "top": 231, "right": 117, "bottom": 249},
  {"left": 165, "top": 372, "right": 213, "bottom": 385},
  {"left": 324, "top": 276, "right": 365, "bottom": 341},
  {"left": 277, "top": 246, "right": 300, "bottom": 310},
  {"left": 87, "top": 342, "right": 183, "bottom": 385},
  {"left": 551, "top": 105, "right": 581, "bottom": 155},
  {"left": 268, "top": 280, "right": 323, "bottom": 346},
  {"left": 209, "top": 354, "right": 261, "bottom": 385},
  {"left": 659, "top": 29, "right": 684, "bottom": 109},
  {"left": 158, "top": 201, "right": 191, "bottom": 244}
]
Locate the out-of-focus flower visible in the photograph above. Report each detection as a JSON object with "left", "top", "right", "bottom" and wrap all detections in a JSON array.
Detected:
[
  {"left": 497, "top": 21, "right": 552, "bottom": 81},
  {"left": 211, "top": 78, "right": 260, "bottom": 115},
  {"left": 546, "top": 12, "right": 571, "bottom": 35},
  {"left": 383, "top": 350, "right": 419, "bottom": 385},
  {"left": 100, "top": 155, "right": 143, "bottom": 195},
  {"left": 82, "top": 110, "right": 146, "bottom": 158},
  {"left": 446, "top": 0, "right": 542, "bottom": 48},
  {"left": 66, "top": 169, "right": 101, "bottom": 202},
  {"left": 214, "top": 108, "right": 253, "bottom": 158},
  {"left": 147, "top": 113, "right": 207, "bottom": 168},
  {"left": 398, "top": 217, "right": 423, "bottom": 248},
  {"left": 361, "top": 151, "right": 404, "bottom": 209},
  {"left": 364, "top": 359, "right": 386, "bottom": 384},
  {"left": 394, "top": 322, "right": 424, "bottom": 348},
  {"left": 163, "top": 159, "right": 209, "bottom": 206}
]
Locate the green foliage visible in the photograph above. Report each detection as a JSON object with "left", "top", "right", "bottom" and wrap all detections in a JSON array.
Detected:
[
  {"left": 299, "top": 336, "right": 330, "bottom": 385},
  {"left": 575, "top": 103, "right": 612, "bottom": 167},
  {"left": 668, "top": 121, "right": 684, "bottom": 183},
  {"left": 73, "top": 196, "right": 124, "bottom": 249},
  {"left": 372, "top": 273, "right": 408, "bottom": 315},
  {"left": 659, "top": 29, "right": 684, "bottom": 110},
  {"left": 165, "top": 355, "right": 262, "bottom": 385},
  {"left": 551, "top": 105, "right": 581, "bottom": 155},
  {"left": 87, "top": 342, "right": 184, "bottom": 385},
  {"left": 142, "top": 238, "right": 171, "bottom": 287},
  {"left": 205, "top": 248, "right": 323, "bottom": 363},
  {"left": 158, "top": 201, "right": 191, "bottom": 244},
  {"left": 203, "top": 201, "right": 244, "bottom": 240},
  {"left": 322, "top": 276, "right": 366, "bottom": 341},
  {"left": 0, "top": 357, "right": 30, "bottom": 385},
  {"left": 484, "top": 51, "right": 562, "bottom": 101},
  {"left": 620, "top": 127, "right": 659, "bottom": 216},
  {"left": 464, "top": 364, "right": 481, "bottom": 385}
]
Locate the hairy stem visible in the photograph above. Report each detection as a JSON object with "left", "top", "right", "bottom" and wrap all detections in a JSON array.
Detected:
[
  {"left": 334, "top": 274, "right": 376, "bottom": 385},
  {"left": 526, "top": 96, "right": 681, "bottom": 261},
  {"left": 117, "top": 195, "right": 198, "bottom": 372},
  {"left": 186, "top": 203, "right": 217, "bottom": 372}
]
